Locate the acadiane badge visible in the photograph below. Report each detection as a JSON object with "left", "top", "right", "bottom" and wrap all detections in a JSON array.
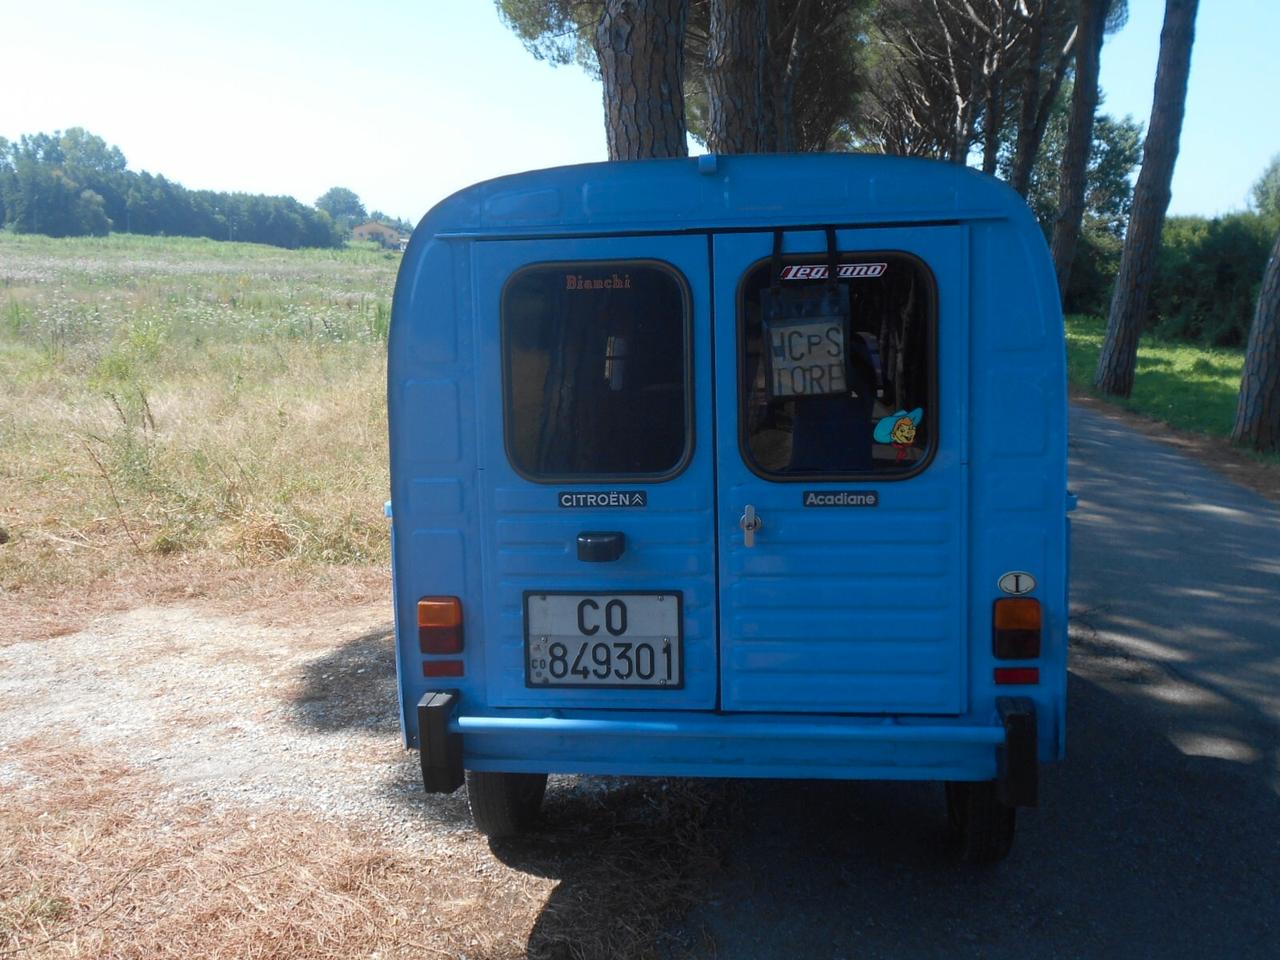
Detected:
[{"left": 803, "top": 490, "right": 880, "bottom": 507}]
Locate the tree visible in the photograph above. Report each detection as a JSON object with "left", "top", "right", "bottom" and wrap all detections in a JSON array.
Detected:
[
  {"left": 862, "top": 0, "right": 1075, "bottom": 177},
  {"left": 1051, "top": 0, "right": 1122, "bottom": 301},
  {"left": 497, "top": 0, "right": 873, "bottom": 157},
  {"left": 1005, "top": 0, "right": 1078, "bottom": 195},
  {"left": 59, "top": 128, "right": 129, "bottom": 228},
  {"left": 1250, "top": 154, "right": 1280, "bottom": 220},
  {"left": 863, "top": 0, "right": 989, "bottom": 162},
  {"left": 1021, "top": 101, "right": 1142, "bottom": 265},
  {"left": 1231, "top": 231, "right": 1280, "bottom": 451},
  {"left": 596, "top": 0, "right": 690, "bottom": 158},
  {"left": 703, "top": 0, "right": 768, "bottom": 152},
  {"left": 370, "top": 210, "right": 416, "bottom": 234},
  {"left": 1094, "top": 0, "right": 1198, "bottom": 397},
  {"left": 315, "top": 186, "right": 367, "bottom": 225},
  {"left": 0, "top": 137, "right": 10, "bottom": 225},
  {"left": 687, "top": 0, "right": 873, "bottom": 153}
]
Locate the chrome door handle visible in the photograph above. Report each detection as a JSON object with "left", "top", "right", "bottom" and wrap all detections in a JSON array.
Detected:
[{"left": 739, "top": 504, "right": 763, "bottom": 548}]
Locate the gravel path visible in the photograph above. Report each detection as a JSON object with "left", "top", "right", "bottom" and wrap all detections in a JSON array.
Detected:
[{"left": 0, "top": 603, "right": 472, "bottom": 844}]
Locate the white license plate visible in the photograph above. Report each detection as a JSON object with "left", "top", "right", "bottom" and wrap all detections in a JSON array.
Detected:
[{"left": 525, "top": 592, "right": 683, "bottom": 688}]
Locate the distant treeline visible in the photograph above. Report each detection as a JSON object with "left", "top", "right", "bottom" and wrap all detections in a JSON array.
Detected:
[{"left": 0, "top": 129, "right": 342, "bottom": 249}]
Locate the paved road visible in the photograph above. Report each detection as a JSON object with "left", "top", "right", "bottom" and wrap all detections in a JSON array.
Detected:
[{"left": 496, "top": 403, "right": 1280, "bottom": 959}]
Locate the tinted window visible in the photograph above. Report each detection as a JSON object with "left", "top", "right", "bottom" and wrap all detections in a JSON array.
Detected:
[
  {"left": 741, "top": 253, "right": 935, "bottom": 478},
  {"left": 504, "top": 262, "right": 690, "bottom": 479}
]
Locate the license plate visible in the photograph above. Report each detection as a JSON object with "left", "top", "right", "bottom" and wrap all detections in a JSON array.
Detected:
[{"left": 524, "top": 592, "right": 683, "bottom": 688}]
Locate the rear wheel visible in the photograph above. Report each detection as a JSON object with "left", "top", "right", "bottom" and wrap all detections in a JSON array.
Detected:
[
  {"left": 945, "top": 781, "right": 1016, "bottom": 864},
  {"left": 465, "top": 770, "right": 548, "bottom": 838}
]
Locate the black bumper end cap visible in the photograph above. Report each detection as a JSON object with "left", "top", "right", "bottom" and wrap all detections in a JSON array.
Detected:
[
  {"left": 997, "top": 696, "right": 1038, "bottom": 808},
  {"left": 417, "top": 690, "right": 463, "bottom": 794}
]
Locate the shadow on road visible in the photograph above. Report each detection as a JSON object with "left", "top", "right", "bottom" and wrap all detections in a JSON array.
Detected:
[
  {"left": 290, "top": 623, "right": 398, "bottom": 732},
  {"left": 490, "top": 664, "right": 1279, "bottom": 960},
  {"left": 1069, "top": 406, "right": 1280, "bottom": 729}
]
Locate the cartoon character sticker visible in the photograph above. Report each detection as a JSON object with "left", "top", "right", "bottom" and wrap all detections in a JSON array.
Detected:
[{"left": 874, "top": 407, "right": 924, "bottom": 462}]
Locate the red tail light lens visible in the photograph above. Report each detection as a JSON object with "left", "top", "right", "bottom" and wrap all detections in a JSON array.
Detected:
[
  {"left": 424, "top": 660, "right": 464, "bottom": 678},
  {"left": 995, "top": 667, "right": 1040, "bottom": 685},
  {"left": 993, "top": 598, "right": 1041, "bottom": 659},
  {"left": 418, "top": 597, "right": 463, "bottom": 654}
]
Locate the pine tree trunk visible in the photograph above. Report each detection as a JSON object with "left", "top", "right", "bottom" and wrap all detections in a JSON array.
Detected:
[
  {"left": 705, "top": 0, "right": 768, "bottom": 153},
  {"left": 1094, "top": 0, "right": 1198, "bottom": 397},
  {"left": 1009, "top": 18, "right": 1074, "bottom": 197},
  {"left": 596, "top": 0, "right": 690, "bottom": 160},
  {"left": 1051, "top": 0, "right": 1109, "bottom": 302},
  {"left": 772, "top": 0, "right": 814, "bottom": 153},
  {"left": 1231, "top": 232, "right": 1280, "bottom": 451},
  {"left": 1009, "top": 12, "right": 1046, "bottom": 195},
  {"left": 981, "top": 75, "right": 1004, "bottom": 175}
]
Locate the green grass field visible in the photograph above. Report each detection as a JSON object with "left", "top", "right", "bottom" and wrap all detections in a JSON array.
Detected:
[
  {"left": 1065, "top": 314, "right": 1248, "bottom": 438},
  {"left": 1, "top": 233, "right": 399, "bottom": 602}
]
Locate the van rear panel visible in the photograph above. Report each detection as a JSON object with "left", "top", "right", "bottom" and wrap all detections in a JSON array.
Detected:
[{"left": 388, "top": 154, "right": 1068, "bottom": 782}]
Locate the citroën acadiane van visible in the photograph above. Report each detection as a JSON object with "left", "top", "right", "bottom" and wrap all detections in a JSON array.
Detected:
[{"left": 387, "top": 153, "right": 1070, "bottom": 862}]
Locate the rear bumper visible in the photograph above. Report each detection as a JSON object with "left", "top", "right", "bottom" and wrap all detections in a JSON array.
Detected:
[{"left": 418, "top": 693, "right": 1038, "bottom": 804}]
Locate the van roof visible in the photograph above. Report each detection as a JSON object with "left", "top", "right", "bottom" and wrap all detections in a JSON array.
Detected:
[{"left": 416, "top": 153, "right": 1038, "bottom": 240}]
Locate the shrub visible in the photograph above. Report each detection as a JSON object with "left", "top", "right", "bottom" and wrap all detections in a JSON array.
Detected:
[
  {"left": 1063, "top": 224, "right": 1124, "bottom": 318},
  {"left": 1149, "top": 213, "right": 1274, "bottom": 346}
]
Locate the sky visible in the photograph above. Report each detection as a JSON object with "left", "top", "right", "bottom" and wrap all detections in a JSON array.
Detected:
[{"left": 5, "top": 0, "right": 1278, "bottom": 225}]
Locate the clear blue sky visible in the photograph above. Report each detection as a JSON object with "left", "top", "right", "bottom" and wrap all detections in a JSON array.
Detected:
[{"left": 6, "top": 0, "right": 1278, "bottom": 224}]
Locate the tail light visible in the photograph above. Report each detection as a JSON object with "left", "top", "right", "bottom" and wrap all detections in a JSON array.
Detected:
[
  {"left": 418, "top": 597, "right": 464, "bottom": 654},
  {"left": 993, "top": 597, "right": 1041, "bottom": 659},
  {"left": 995, "top": 667, "right": 1040, "bottom": 685},
  {"left": 423, "top": 660, "right": 465, "bottom": 678}
]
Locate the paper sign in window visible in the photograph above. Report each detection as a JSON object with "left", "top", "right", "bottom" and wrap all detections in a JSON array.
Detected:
[
  {"left": 760, "top": 281, "right": 851, "bottom": 401},
  {"left": 767, "top": 316, "right": 848, "bottom": 397}
]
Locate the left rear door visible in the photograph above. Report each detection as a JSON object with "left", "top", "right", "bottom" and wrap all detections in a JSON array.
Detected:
[{"left": 472, "top": 235, "right": 718, "bottom": 710}]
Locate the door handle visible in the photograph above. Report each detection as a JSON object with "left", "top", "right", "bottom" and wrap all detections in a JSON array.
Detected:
[
  {"left": 577, "top": 531, "right": 625, "bottom": 562},
  {"left": 739, "top": 505, "right": 763, "bottom": 548}
]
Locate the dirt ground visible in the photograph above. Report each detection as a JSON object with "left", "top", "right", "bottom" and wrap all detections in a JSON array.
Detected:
[{"left": 0, "top": 598, "right": 730, "bottom": 959}]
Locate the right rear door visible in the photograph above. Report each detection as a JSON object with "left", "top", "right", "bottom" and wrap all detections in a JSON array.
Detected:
[{"left": 712, "top": 226, "right": 970, "bottom": 715}]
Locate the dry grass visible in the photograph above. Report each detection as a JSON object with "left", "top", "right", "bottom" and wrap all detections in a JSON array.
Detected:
[
  {"left": 0, "top": 234, "right": 396, "bottom": 635},
  {"left": 0, "top": 741, "right": 733, "bottom": 960},
  {"left": 0, "top": 742, "right": 550, "bottom": 960}
]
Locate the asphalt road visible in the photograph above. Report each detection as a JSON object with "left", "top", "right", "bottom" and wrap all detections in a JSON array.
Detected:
[
  {"left": 483, "top": 407, "right": 1274, "bottom": 960},
  {"left": 499, "top": 403, "right": 1280, "bottom": 960},
  {"left": 671, "top": 403, "right": 1280, "bottom": 959}
]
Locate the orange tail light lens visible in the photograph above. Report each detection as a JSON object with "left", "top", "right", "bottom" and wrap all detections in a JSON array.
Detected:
[
  {"left": 418, "top": 597, "right": 464, "bottom": 654},
  {"left": 993, "top": 597, "right": 1041, "bottom": 659}
]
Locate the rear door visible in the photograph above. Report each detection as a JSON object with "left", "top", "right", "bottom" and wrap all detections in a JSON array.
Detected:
[
  {"left": 713, "top": 226, "right": 970, "bottom": 714},
  {"left": 473, "top": 235, "right": 717, "bottom": 709}
]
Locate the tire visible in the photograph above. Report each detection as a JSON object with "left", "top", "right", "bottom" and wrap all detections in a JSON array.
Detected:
[
  {"left": 465, "top": 770, "right": 547, "bottom": 838},
  {"left": 945, "top": 780, "right": 1016, "bottom": 864}
]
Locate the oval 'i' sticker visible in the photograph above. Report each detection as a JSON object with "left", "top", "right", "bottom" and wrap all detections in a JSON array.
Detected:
[{"left": 998, "top": 571, "right": 1037, "bottom": 596}]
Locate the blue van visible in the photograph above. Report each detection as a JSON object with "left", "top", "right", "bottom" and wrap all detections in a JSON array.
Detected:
[{"left": 387, "top": 154, "right": 1069, "bottom": 862}]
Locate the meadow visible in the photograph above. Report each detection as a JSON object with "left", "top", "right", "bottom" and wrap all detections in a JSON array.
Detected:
[
  {"left": 1064, "top": 314, "right": 1249, "bottom": 438},
  {"left": 1, "top": 233, "right": 398, "bottom": 633}
]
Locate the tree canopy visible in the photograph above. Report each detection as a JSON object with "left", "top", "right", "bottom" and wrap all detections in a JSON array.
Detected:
[
  {"left": 1250, "top": 154, "right": 1280, "bottom": 221},
  {"left": 0, "top": 128, "right": 342, "bottom": 249},
  {"left": 316, "top": 186, "right": 368, "bottom": 226}
]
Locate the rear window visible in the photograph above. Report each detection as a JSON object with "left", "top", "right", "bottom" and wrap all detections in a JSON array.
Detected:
[
  {"left": 740, "top": 252, "right": 936, "bottom": 479},
  {"left": 503, "top": 261, "right": 691, "bottom": 480}
]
